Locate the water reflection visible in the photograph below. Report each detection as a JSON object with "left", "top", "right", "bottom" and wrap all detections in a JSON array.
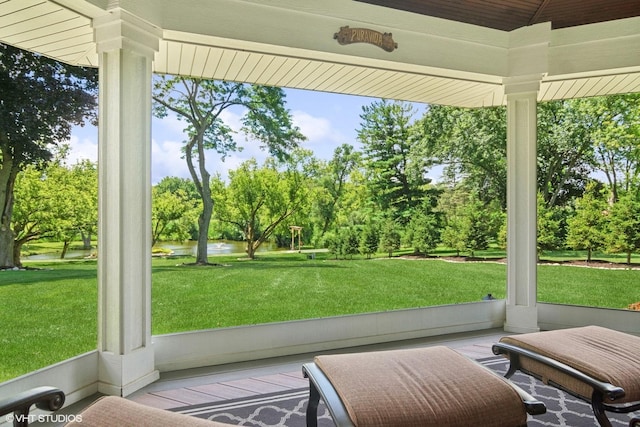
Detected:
[{"left": 24, "top": 240, "right": 281, "bottom": 260}]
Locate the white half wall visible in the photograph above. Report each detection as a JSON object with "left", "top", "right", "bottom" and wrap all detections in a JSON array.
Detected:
[
  {"left": 538, "top": 303, "right": 640, "bottom": 335},
  {"left": 153, "top": 300, "right": 506, "bottom": 372}
]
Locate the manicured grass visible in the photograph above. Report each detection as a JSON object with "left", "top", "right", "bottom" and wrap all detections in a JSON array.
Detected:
[
  {"left": 151, "top": 254, "right": 508, "bottom": 334},
  {"left": 1, "top": 251, "right": 638, "bottom": 382},
  {"left": 0, "top": 261, "right": 97, "bottom": 383}
]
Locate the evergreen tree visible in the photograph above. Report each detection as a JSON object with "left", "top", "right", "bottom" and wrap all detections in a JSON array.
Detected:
[
  {"left": 606, "top": 193, "right": 640, "bottom": 264},
  {"left": 360, "top": 223, "right": 380, "bottom": 259},
  {"left": 566, "top": 183, "right": 608, "bottom": 261},
  {"left": 379, "top": 218, "right": 401, "bottom": 258}
]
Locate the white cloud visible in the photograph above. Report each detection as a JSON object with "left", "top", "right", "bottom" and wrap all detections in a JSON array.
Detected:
[
  {"left": 292, "top": 110, "right": 348, "bottom": 159},
  {"left": 151, "top": 138, "right": 191, "bottom": 184},
  {"left": 64, "top": 134, "right": 98, "bottom": 166}
]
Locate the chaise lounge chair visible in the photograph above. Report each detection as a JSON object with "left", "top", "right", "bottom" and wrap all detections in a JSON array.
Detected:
[
  {"left": 492, "top": 325, "right": 640, "bottom": 427},
  {"left": 303, "top": 345, "right": 546, "bottom": 427},
  {"left": 0, "top": 386, "right": 235, "bottom": 427}
]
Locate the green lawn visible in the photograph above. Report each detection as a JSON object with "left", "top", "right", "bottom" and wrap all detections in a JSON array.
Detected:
[{"left": 1, "top": 251, "right": 638, "bottom": 382}]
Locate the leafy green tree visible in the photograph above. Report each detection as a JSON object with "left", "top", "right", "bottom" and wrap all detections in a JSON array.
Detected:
[
  {"left": 566, "top": 183, "right": 608, "bottom": 261},
  {"left": 153, "top": 176, "right": 201, "bottom": 241},
  {"left": 379, "top": 218, "right": 401, "bottom": 258},
  {"left": 0, "top": 43, "right": 97, "bottom": 267},
  {"left": 70, "top": 160, "right": 98, "bottom": 250},
  {"left": 152, "top": 186, "right": 200, "bottom": 246},
  {"left": 420, "top": 101, "right": 599, "bottom": 210},
  {"left": 313, "top": 144, "right": 361, "bottom": 238},
  {"left": 406, "top": 209, "right": 440, "bottom": 256},
  {"left": 441, "top": 217, "right": 467, "bottom": 256},
  {"left": 574, "top": 94, "right": 640, "bottom": 203},
  {"left": 419, "top": 105, "right": 507, "bottom": 207},
  {"left": 152, "top": 76, "right": 304, "bottom": 264},
  {"left": 359, "top": 222, "right": 380, "bottom": 259},
  {"left": 11, "top": 159, "right": 98, "bottom": 264},
  {"left": 339, "top": 226, "right": 360, "bottom": 260},
  {"left": 606, "top": 193, "right": 640, "bottom": 264},
  {"left": 460, "top": 195, "right": 492, "bottom": 257},
  {"left": 357, "top": 100, "right": 431, "bottom": 224},
  {"left": 322, "top": 231, "right": 340, "bottom": 260},
  {"left": 48, "top": 160, "right": 98, "bottom": 259},
  {"left": 537, "top": 101, "right": 594, "bottom": 207},
  {"left": 214, "top": 152, "right": 311, "bottom": 259},
  {"left": 11, "top": 167, "right": 56, "bottom": 265},
  {"left": 537, "top": 192, "right": 562, "bottom": 259}
]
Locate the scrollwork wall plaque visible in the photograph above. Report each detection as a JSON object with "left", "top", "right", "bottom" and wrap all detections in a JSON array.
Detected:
[{"left": 334, "top": 26, "right": 397, "bottom": 52}]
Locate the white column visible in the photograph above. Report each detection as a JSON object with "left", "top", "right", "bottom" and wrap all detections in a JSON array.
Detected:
[
  {"left": 504, "top": 76, "right": 541, "bottom": 334},
  {"left": 93, "top": 9, "right": 161, "bottom": 396}
]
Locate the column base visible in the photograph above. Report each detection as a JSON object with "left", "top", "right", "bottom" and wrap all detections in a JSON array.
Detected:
[
  {"left": 504, "top": 304, "right": 540, "bottom": 333},
  {"left": 98, "top": 347, "right": 159, "bottom": 397}
]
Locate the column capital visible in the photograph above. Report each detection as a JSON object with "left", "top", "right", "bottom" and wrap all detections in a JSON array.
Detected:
[
  {"left": 503, "top": 74, "right": 543, "bottom": 95},
  {"left": 93, "top": 8, "right": 161, "bottom": 58}
]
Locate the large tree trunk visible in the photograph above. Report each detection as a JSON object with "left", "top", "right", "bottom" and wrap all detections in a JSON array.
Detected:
[
  {"left": 81, "top": 232, "right": 92, "bottom": 250},
  {"left": 0, "top": 158, "right": 17, "bottom": 268},
  {"left": 196, "top": 200, "right": 212, "bottom": 264},
  {"left": 0, "top": 227, "right": 14, "bottom": 268}
]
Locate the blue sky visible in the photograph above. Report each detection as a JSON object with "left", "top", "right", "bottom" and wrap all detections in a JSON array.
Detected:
[{"left": 67, "top": 88, "right": 436, "bottom": 184}]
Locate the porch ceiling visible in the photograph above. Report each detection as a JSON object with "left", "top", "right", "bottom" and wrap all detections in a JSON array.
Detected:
[
  {"left": 356, "top": 0, "right": 640, "bottom": 32},
  {"left": 1, "top": 0, "right": 639, "bottom": 107}
]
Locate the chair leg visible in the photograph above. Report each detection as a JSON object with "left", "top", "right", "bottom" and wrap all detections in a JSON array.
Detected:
[
  {"left": 306, "top": 381, "right": 320, "bottom": 427},
  {"left": 591, "top": 393, "right": 613, "bottom": 427}
]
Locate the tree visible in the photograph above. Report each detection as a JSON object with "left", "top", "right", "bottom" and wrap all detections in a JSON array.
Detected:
[
  {"left": 359, "top": 222, "right": 380, "bottom": 259},
  {"left": 406, "top": 208, "right": 440, "bottom": 256},
  {"left": 536, "top": 192, "right": 562, "bottom": 259},
  {"left": 0, "top": 43, "right": 97, "bottom": 267},
  {"left": 419, "top": 101, "right": 597, "bottom": 210},
  {"left": 566, "top": 183, "right": 608, "bottom": 261},
  {"left": 152, "top": 76, "right": 304, "bottom": 265},
  {"left": 459, "top": 194, "right": 492, "bottom": 257},
  {"left": 11, "top": 166, "right": 56, "bottom": 265},
  {"left": 358, "top": 100, "right": 431, "bottom": 224},
  {"left": 606, "top": 193, "right": 640, "bottom": 264},
  {"left": 418, "top": 105, "right": 507, "bottom": 207},
  {"left": 379, "top": 218, "right": 401, "bottom": 258},
  {"left": 214, "top": 152, "right": 311, "bottom": 259},
  {"left": 65, "top": 159, "right": 98, "bottom": 251},
  {"left": 341, "top": 226, "right": 360, "bottom": 259},
  {"left": 152, "top": 186, "right": 199, "bottom": 246},
  {"left": 11, "top": 159, "right": 98, "bottom": 264},
  {"left": 575, "top": 94, "right": 640, "bottom": 204},
  {"left": 313, "top": 144, "right": 361, "bottom": 238},
  {"left": 153, "top": 176, "right": 201, "bottom": 241},
  {"left": 537, "top": 101, "right": 594, "bottom": 207}
]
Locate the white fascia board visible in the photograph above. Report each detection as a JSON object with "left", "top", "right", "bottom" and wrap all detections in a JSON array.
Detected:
[
  {"left": 156, "top": 0, "right": 509, "bottom": 81},
  {"left": 548, "top": 17, "right": 640, "bottom": 79},
  {"left": 506, "top": 23, "right": 551, "bottom": 78}
]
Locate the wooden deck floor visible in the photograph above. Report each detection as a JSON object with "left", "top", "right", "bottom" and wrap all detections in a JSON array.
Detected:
[{"left": 127, "top": 329, "right": 504, "bottom": 410}]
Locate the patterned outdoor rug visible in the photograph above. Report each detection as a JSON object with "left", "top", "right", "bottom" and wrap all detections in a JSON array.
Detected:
[{"left": 170, "top": 357, "right": 638, "bottom": 426}]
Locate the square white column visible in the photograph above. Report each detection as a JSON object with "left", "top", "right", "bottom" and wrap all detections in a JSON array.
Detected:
[
  {"left": 504, "top": 77, "right": 541, "bottom": 334},
  {"left": 93, "top": 8, "right": 161, "bottom": 396}
]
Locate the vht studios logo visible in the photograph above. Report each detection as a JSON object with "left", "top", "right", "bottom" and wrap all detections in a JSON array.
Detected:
[{"left": 5, "top": 413, "right": 83, "bottom": 424}]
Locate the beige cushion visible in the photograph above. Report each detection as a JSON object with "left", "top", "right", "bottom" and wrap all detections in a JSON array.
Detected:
[
  {"left": 314, "top": 346, "right": 527, "bottom": 427},
  {"left": 500, "top": 326, "right": 640, "bottom": 403},
  {"left": 65, "top": 395, "right": 233, "bottom": 427}
]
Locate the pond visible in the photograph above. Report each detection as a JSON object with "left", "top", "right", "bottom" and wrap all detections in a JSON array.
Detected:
[{"left": 23, "top": 240, "right": 283, "bottom": 261}]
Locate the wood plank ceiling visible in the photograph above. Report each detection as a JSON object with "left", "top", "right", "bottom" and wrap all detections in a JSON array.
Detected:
[{"left": 355, "top": 0, "right": 640, "bottom": 31}]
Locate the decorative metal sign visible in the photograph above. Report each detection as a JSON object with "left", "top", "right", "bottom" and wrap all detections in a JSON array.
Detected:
[{"left": 334, "top": 26, "right": 397, "bottom": 52}]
